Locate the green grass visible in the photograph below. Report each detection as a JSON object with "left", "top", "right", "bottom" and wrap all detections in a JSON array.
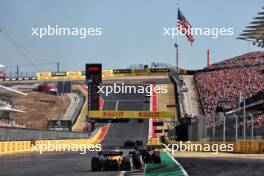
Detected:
[{"left": 144, "top": 152, "right": 186, "bottom": 176}]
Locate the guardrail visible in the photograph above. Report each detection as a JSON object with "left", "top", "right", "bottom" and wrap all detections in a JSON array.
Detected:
[{"left": 0, "top": 126, "right": 92, "bottom": 141}]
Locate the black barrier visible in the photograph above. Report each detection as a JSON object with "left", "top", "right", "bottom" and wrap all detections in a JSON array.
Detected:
[
  {"left": 113, "top": 69, "right": 132, "bottom": 74},
  {"left": 150, "top": 68, "right": 169, "bottom": 72},
  {"left": 51, "top": 72, "right": 67, "bottom": 76},
  {"left": 175, "top": 124, "right": 189, "bottom": 141},
  {"left": 47, "top": 120, "right": 72, "bottom": 130}
]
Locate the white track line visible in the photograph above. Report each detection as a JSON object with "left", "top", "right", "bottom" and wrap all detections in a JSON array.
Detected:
[
  {"left": 165, "top": 151, "right": 189, "bottom": 176},
  {"left": 148, "top": 84, "right": 153, "bottom": 141},
  {"left": 115, "top": 100, "right": 119, "bottom": 111}
]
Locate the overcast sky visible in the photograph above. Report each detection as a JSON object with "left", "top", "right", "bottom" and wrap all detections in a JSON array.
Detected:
[{"left": 0, "top": 0, "right": 263, "bottom": 73}]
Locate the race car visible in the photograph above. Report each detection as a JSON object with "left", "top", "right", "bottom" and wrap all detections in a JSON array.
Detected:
[
  {"left": 124, "top": 140, "right": 135, "bottom": 148},
  {"left": 91, "top": 144, "right": 161, "bottom": 171},
  {"left": 124, "top": 140, "right": 143, "bottom": 149},
  {"left": 131, "top": 145, "right": 161, "bottom": 164},
  {"left": 91, "top": 150, "right": 131, "bottom": 171}
]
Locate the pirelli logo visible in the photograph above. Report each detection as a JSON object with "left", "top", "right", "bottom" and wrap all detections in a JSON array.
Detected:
[
  {"left": 103, "top": 112, "right": 124, "bottom": 118},
  {"left": 139, "top": 112, "right": 160, "bottom": 118},
  {"left": 88, "top": 111, "right": 175, "bottom": 119}
]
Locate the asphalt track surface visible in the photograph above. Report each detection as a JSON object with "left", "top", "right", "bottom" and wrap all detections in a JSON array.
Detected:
[
  {"left": 176, "top": 157, "right": 264, "bottom": 176},
  {"left": 0, "top": 84, "right": 149, "bottom": 176}
]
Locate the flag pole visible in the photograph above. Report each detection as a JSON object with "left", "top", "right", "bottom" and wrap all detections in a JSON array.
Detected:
[{"left": 175, "top": 4, "right": 179, "bottom": 74}]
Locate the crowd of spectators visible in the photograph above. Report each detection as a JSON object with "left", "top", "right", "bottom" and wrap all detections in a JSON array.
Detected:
[
  {"left": 206, "top": 51, "right": 264, "bottom": 70},
  {"left": 195, "top": 52, "right": 264, "bottom": 122}
]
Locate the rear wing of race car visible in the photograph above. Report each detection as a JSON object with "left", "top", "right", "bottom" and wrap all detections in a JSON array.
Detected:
[
  {"left": 98, "top": 151, "right": 123, "bottom": 156},
  {"left": 129, "top": 144, "right": 165, "bottom": 156},
  {"left": 146, "top": 144, "right": 165, "bottom": 150},
  {"left": 135, "top": 144, "right": 165, "bottom": 151}
]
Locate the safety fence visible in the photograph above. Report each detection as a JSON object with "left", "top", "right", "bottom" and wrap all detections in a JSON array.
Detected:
[
  {"left": 0, "top": 126, "right": 93, "bottom": 141},
  {"left": 172, "top": 113, "right": 264, "bottom": 142}
]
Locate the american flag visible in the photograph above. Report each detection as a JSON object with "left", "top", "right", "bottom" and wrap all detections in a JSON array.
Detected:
[{"left": 177, "top": 8, "right": 195, "bottom": 44}]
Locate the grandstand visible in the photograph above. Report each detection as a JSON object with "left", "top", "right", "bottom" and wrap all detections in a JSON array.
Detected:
[
  {"left": 195, "top": 52, "right": 264, "bottom": 117},
  {"left": 238, "top": 7, "right": 264, "bottom": 48},
  {"left": 194, "top": 51, "right": 264, "bottom": 139}
]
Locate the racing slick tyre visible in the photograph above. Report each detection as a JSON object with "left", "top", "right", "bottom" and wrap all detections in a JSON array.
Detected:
[
  {"left": 142, "top": 151, "right": 152, "bottom": 163},
  {"left": 120, "top": 156, "right": 131, "bottom": 171},
  {"left": 151, "top": 151, "right": 161, "bottom": 163},
  {"left": 103, "top": 160, "right": 119, "bottom": 171},
  {"left": 91, "top": 156, "right": 102, "bottom": 171},
  {"left": 132, "top": 152, "right": 142, "bottom": 169}
]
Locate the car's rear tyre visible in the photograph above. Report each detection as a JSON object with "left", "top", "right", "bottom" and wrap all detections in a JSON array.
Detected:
[
  {"left": 142, "top": 152, "right": 152, "bottom": 163},
  {"left": 120, "top": 156, "right": 131, "bottom": 171},
  {"left": 132, "top": 153, "right": 142, "bottom": 169},
  {"left": 103, "top": 160, "right": 119, "bottom": 171},
  {"left": 151, "top": 151, "right": 161, "bottom": 163},
  {"left": 91, "top": 156, "right": 102, "bottom": 171}
]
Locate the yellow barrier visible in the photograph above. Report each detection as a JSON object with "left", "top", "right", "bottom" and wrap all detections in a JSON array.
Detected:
[
  {"left": 0, "top": 141, "right": 31, "bottom": 155},
  {"left": 235, "top": 140, "right": 264, "bottom": 153},
  {"left": 88, "top": 111, "right": 175, "bottom": 119},
  {"left": 0, "top": 127, "right": 102, "bottom": 155},
  {"left": 164, "top": 138, "right": 264, "bottom": 153}
]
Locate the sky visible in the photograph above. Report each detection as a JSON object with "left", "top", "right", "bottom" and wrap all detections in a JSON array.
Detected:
[{"left": 0, "top": 0, "right": 263, "bottom": 73}]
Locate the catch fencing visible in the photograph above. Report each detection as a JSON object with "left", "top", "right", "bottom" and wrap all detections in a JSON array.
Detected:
[{"left": 0, "top": 126, "right": 94, "bottom": 141}]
